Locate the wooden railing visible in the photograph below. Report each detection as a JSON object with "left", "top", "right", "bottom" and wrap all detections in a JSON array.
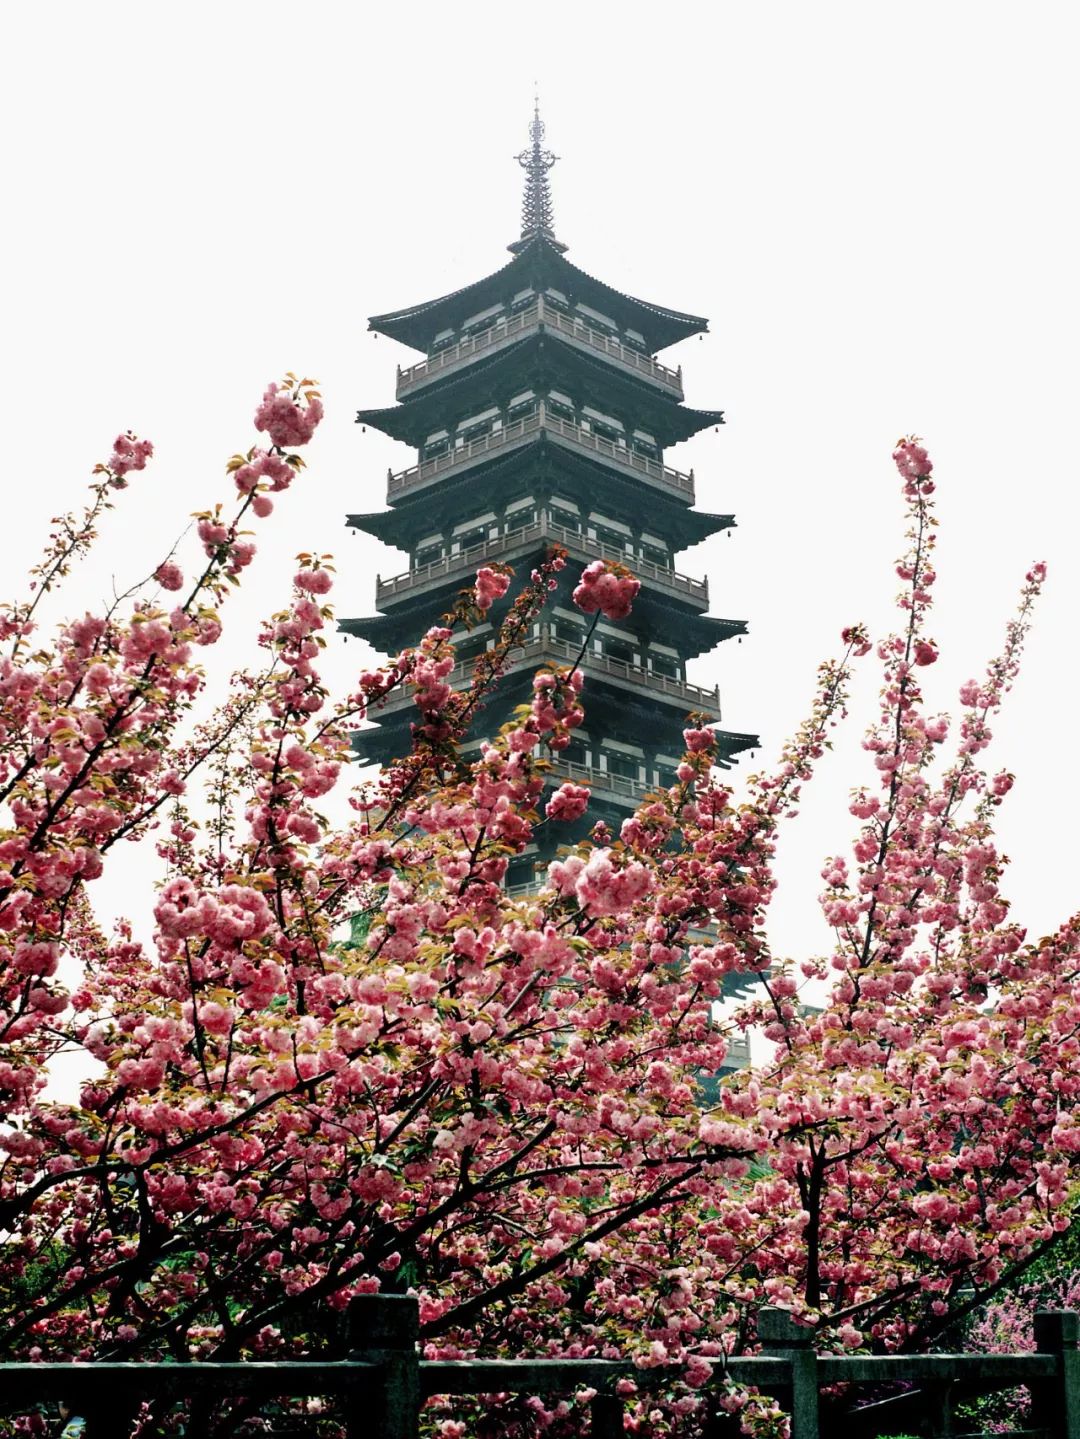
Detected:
[
  {"left": 386, "top": 402, "right": 695, "bottom": 502},
  {"left": 723, "top": 1032, "right": 752, "bottom": 1067},
  {"left": 375, "top": 514, "right": 708, "bottom": 608},
  {"left": 9, "top": 1299, "right": 1078, "bottom": 1439},
  {"left": 537, "top": 633, "right": 719, "bottom": 708},
  {"left": 546, "top": 755, "right": 647, "bottom": 803},
  {"left": 371, "top": 629, "right": 720, "bottom": 717},
  {"left": 541, "top": 406, "right": 695, "bottom": 495},
  {"left": 387, "top": 410, "right": 541, "bottom": 497},
  {"left": 396, "top": 296, "right": 684, "bottom": 398},
  {"left": 397, "top": 305, "right": 539, "bottom": 394}
]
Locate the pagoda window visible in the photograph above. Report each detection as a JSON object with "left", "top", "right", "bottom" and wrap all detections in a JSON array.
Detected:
[
  {"left": 451, "top": 511, "right": 498, "bottom": 534},
  {"left": 600, "top": 634, "right": 635, "bottom": 667},
  {"left": 456, "top": 407, "right": 500, "bottom": 427},
  {"left": 582, "top": 408, "right": 626, "bottom": 446},
  {"left": 624, "top": 328, "right": 647, "bottom": 352},
  {"left": 506, "top": 854, "right": 538, "bottom": 890},
  {"left": 414, "top": 535, "right": 444, "bottom": 568},
  {"left": 648, "top": 649, "right": 682, "bottom": 681},
  {"left": 423, "top": 429, "right": 450, "bottom": 461},
  {"left": 544, "top": 288, "right": 570, "bottom": 313},
  {"left": 593, "top": 419, "right": 626, "bottom": 445},
  {"left": 602, "top": 749, "right": 639, "bottom": 782},
  {"left": 640, "top": 534, "right": 670, "bottom": 569},
  {"left": 507, "top": 390, "right": 538, "bottom": 423},
  {"left": 546, "top": 389, "right": 575, "bottom": 423},
  {"left": 632, "top": 429, "right": 660, "bottom": 460},
  {"left": 590, "top": 514, "right": 634, "bottom": 557},
  {"left": 459, "top": 422, "right": 490, "bottom": 445},
  {"left": 452, "top": 631, "right": 492, "bottom": 664},
  {"left": 510, "top": 287, "right": 536, "bottom": 312},
  {"left": 461, "top": 303, "right": 505, "bottom": 335},
  {"left": 600, "top": 530, "right": 635, "bottom": 558},
  {"left": 575, "top": 303, "right": 619, "bottom": 336},
  {"left": 553, "top": 612, "right": 585, "bottom": 647},
  {"left": 505, "top": 497, "right": 537, "bottom": 530},
  {"left": 549, "top": 504, "right": 579, "bottom": 535},
  {"left": 589, "top": 511, "right": 631, "bottom": 533},
  {"left": 562, "top": 736, "right": 588, "bottom": 767},
  {"left": 455, "top": 407, "right": 500, "bottom": 446},
  {"left": 451, "top": 512, "right": 498, "bottom": 554},
  {"left": 656, "top": 758, "right": 681, "bottom": 789}
]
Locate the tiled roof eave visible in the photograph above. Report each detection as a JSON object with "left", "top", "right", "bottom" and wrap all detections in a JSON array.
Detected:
[{"left": 368, "top": 236, "right": 708, "bottom": 354}]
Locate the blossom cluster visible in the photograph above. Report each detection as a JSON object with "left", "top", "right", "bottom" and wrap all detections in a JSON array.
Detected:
[{"left": 571, "top": 558, "right": 641, "bottom": 621}]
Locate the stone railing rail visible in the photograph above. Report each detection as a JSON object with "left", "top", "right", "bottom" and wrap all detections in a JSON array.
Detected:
[
  {"left": 370, "top": 629, "right": 720, "bottom": 718},
  {"left": 546, "top": 754, "right": 647, "bottom": 803},
  {"left": 396, "top": 295, "right": 683, "bottom": 398},
  {"left": 386, "top": 402, "right": 695, "bottom": 502},
  {"left": 374, "top": 514, "right": 707, "bottom": 608},
  {"left": 8, "top": 1299, "right": 1078, "bottom": 1439}
]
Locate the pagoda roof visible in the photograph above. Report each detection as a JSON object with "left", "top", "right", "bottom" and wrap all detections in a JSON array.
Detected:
[
  {"left": 368, "top": 235, "right": 707, "bottom": 356},
  {"left": 347, "top": 506, "right": 735, "bottom": 553},
  {"left": 357, "top": 334, "right": 723, "bottom": 448},
  {"left": 352, "top": 710, "right": 758, "bottom": 775},
  {"left": 339, "top": 614, "right": 408, "bottom": 648},
  {"left": 711, "top": 728, "right": 759, "bottom": 768},
  {"left": 339, "top": 608, "right": 747, "bottom": 661}
]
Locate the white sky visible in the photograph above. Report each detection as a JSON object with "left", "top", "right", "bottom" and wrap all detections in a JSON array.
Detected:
[{"left": 1, "top": 1, "right": 1077, "bottom": 972}]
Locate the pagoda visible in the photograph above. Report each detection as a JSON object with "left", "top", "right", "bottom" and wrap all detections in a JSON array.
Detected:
[{"left": 342, "top": 106, "right": 757, "bottom": 897}]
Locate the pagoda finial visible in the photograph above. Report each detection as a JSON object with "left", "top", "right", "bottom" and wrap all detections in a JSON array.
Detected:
[{"left": 510, "top": 95, "right": 567, "bottom": 253}]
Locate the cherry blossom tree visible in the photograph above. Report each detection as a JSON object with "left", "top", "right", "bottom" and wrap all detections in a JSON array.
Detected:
[
  {"left": 1, "top": 388, "right": 1076, "bottom": 1439},
  {"left": 557, "top": 447, "right": 1072, "bottom": 1411}
]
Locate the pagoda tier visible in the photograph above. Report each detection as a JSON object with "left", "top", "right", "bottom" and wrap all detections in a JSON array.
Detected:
[
  {"left": 341, "top": 608, "right": 744, "bottom": 663},
  {"left": 352, "top": 627, "right": 757, "bottom": 772},
  {"left": 369, "top": 232, "right": 707, "bottom": 360},
  {"left": 347, "top": 500, "right": 734, "bottom": 555},
  {"left": 391, "top": 292, "right": 687, "bottom": 403},
  {"left": 379, "top": 401, "right": 701, "bottom": 508},
  {"left": 344, "top": 107, "right": 757, "bottom": 862},
  {"left": 341, "top": 528, "right": 745, "bottom": 653},
  {"left": 358, "top": 332, "right": 723, "bottom": 449}
]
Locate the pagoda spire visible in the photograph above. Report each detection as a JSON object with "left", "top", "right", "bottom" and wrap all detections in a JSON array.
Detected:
[{"left": 509, "top": 97, "right": 568, "bottom": 254}]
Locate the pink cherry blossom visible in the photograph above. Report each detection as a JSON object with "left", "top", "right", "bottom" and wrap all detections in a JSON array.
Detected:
[
  {"left": 545, "top": 781, "right": 590, "bottom": 822},
  {"left": 474, "top": 565, "right": 511, "bottom": 611},
  {"left": 108, "top": 430, "right": 154, "bottom": 479},
  {"left": 154, "top": 561, "right": 184, "bottom": 591},
  {"left": 254, "top": 377, "right": 323, "bottom": 448},
  {"left": 572, "top": 559, "right": 641, "bottom": 621},
  {"left": 294, "top": 567, "right": 333, "bottom": 595}
]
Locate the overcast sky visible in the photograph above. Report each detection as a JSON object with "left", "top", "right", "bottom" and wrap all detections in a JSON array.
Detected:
[{"left": 1, "top": 1, "right": 1077, "bottom": 967}]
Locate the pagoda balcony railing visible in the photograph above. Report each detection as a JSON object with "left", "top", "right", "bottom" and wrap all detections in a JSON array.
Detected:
[
  {"left": 396, "top": 296, "right": 684, "bottom": 399},
  {"left": 546, "top": 755, "right": 648, "bottom": 805},
  {"left": 724, "top": 1033, "right": 753, "bottom": 1068},
  {"left": 386, "top": 402, "right": 695, "bottom": 503},
  {"left": 374, "top": 514, "right": 709, "bottom": 609},
  {"left": 370, "top": 628, "right": 721, "bottom": 718}
]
